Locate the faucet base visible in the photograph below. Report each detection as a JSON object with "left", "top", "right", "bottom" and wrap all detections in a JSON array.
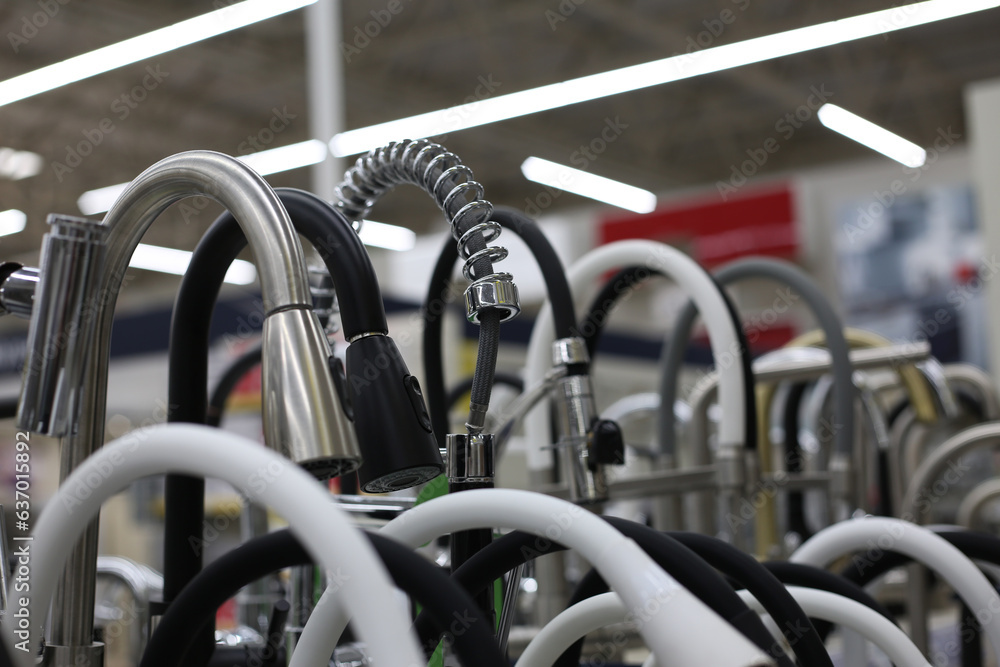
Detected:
[{"left": 42, "top": 643, "right": 104, "bottom": 667}]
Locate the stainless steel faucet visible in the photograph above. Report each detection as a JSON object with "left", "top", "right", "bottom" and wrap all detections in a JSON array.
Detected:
[
  {"left": 17, "top": 215, "right": 108, "bottom": 435},
  {"left": 10, "top": 151, "right": 360, "bottom": 665},
  {"left": 550, "top": 337, "right": 609, "bottom": 504}
]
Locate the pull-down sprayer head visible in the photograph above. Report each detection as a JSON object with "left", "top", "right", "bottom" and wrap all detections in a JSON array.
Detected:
[
  {"left": 261, "top": 307, "right": 359, "bottom": 479},
  {"left": 345, "top": 333, "right": 444, "bottom": 492}
]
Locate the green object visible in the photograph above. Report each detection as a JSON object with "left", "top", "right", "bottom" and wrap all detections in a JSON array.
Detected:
[
  {"left": 493, "top": 577, "right": 502, "bottom": 631},
  {"left": 429, "top": 641, "right": 445, "bottom": 667},
  {"left": 415, "top": 474, "right": 448, "bottom": 506},
  {"left": 415, "top": 475, "right": 505, "bottom": 665}
]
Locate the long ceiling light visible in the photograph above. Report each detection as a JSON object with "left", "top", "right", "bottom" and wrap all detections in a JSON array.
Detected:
[
  {"left": 0, "top": 148, "right": 42, "bottom": 180},
  {"left": 79, "top": 164, "right": 411, "bottom": 254},
  {"left": 358, "top": 220, "right": 416, "bottom": 252},
  {"left": 0, "top": 0, "right": 316, "bottom": 108},
  {"left": 130, "top": 243, "right": 257, "bottom": 285},
  {"left": 77, "top": 140, "right": 328, "bottom": 215},
  {"left": 126, "top": 227, "right": 411, "bottom": 283},
  {"left": 77, "top": 183, "right": 129, "bottom": 217},
  {"left": 81, "top": 172, "right": 414, "bottom": 255},
  {"left": 239, "top": 139, "right": 327, "bottom": 175},
  {"left": 330, "top": 0, "right": 999, "bottom": 157},
  {"left": 521, "top": 157, "right": 656, "bottom": 214},
  {"left": 0, "top": 209, "right": 27, "bottom": 237},
  {"left": 817, "top": 104, "right": 927, "bottom": 168}
]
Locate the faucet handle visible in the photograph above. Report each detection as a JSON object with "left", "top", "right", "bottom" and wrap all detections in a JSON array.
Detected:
[
  {"left": 19, "top": 214, "right": 108, "bottom": 436},
  {"left": 589, "top": 419, "right": 625, "bottom": 467}
]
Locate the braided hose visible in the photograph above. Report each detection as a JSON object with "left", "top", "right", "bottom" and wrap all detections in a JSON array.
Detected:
[{"left": 335, "top": 139, "right": 519, "bottom": 431}]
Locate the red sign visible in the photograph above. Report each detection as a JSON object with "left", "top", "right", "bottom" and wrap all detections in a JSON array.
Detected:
[{"left": 599, "top": 185, "right": 797, "bottom": 268}]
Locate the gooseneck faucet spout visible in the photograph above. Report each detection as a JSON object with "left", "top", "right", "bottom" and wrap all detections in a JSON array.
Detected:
[{"left": 17, "top": 151, "right": 358, "bottom": 662}]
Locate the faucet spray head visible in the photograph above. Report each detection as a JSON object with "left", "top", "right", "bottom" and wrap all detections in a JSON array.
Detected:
[
  {"left": 345, "top": 333, "right": 444, "bottom": 493},
  {"left": 261, "top": 307, "right": 361, "bottom": 479}
]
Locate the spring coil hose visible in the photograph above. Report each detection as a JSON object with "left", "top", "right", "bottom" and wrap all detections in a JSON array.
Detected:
[{"left": 335, "top": 139, "right": 520, "bottom": 431}]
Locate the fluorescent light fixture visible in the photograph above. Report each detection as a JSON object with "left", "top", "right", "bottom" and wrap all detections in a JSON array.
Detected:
[
  {"left": 0, "top": 148, "right": 42, "bottom": 180},
  {"left": 0, "top": 0, "right": 316, "bottom": 108},
  {"left": 77, "top": 140, "right": 328, "bottom": 216},
  {"left": 130, "top": 242, "right": 257, "bottom": 285},
  {"left": 331, "top": 0, "right": 999, "bottom": 156},
  {"left": 78, "top": 183, "right": 129, "bottom": 216},
  {"left": 0, "top": 209, "right": 27, "bottom": 237},
  {"left": 358, "top": 220, "right": 416, "bottom": 252},
  {"left": 239, "top": 139, "right": 327, "bottom": 175},
  {"left": 520, "top": 157, "right": 657, "bottom": 214},
  {"left": 817, "top": 103, "right": 926, "bottom": 168}
]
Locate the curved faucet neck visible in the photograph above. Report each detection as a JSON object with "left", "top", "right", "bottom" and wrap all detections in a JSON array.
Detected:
[{"left": 102, "top": 151, "right": 312, "bottom": 312}]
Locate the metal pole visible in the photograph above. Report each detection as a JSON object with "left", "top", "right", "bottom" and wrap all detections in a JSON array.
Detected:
[{"left": 305, "top": 0, "right": 344, "bottom": 202}]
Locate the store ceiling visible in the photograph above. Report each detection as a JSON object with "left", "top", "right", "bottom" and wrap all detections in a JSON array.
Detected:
[{"left": 0, "top": 0, "right": 998, "bottom": 285}]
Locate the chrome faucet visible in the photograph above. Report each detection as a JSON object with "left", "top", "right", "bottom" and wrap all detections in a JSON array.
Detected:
[
  {"left": 550, "top": 337, "right": 611, "bottom": 503},
  {"left": 9, "top": 150, "right": 359, "bottom": 664},
  {"left": 18, "top": 215, "right": 108, "bottom": 435}
]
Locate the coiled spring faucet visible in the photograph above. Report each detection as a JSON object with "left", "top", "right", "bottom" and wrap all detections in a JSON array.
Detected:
[
  {"left": 336, "top": 140, "right": 520, "bottom": 631},
  {"left": 335, "top": 139, "right": 520, "bottom": 434}
]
